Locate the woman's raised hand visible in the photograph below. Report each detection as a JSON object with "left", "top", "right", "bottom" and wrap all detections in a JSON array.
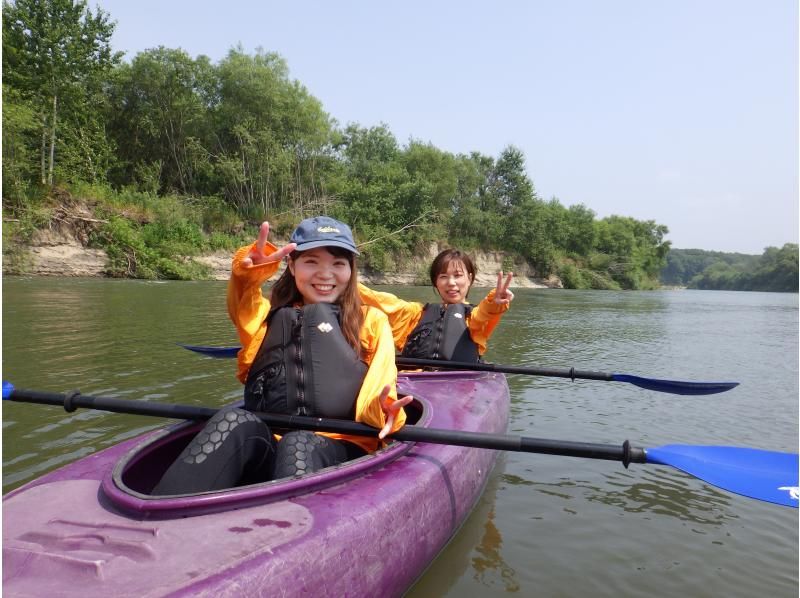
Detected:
[
  {"left": 493, "top": 271, "right": 514, "bottom": 305},
  {"left": 377, "top": 384, "right": 413, "bottom": 440},
  {"left": 241, "top": 221, "right": 297, "bottom": 268}
]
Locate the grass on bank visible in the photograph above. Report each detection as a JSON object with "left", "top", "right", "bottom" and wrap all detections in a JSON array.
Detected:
[
  {"left": 3, "top": 183, "right": 256, "bottom": 280},
  {"left": 3, "top": 183, "right": 645, "bottom": 289}
]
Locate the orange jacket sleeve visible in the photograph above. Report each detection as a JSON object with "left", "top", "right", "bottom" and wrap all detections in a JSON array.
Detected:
[
  {"left": 226, "top": 241, "right": 281, "bottom": 384},
  {"left": 467, "top": 288, "right": 510, "bottom": 356},
  {"left": 357, "top": 283, "right": 424, "bottom": 352}
]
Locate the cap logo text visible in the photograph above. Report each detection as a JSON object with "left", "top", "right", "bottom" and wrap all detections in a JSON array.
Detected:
[{"left": 317, "top": 226, "right": 340, "bottom": 234}]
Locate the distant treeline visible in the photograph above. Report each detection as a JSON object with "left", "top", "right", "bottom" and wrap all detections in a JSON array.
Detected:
[
  {"left": 5, "top": 0, "right": 792, "bottom": 293},
  {"left": 661, "top": 246, "right": 798, "bottom": 292}
]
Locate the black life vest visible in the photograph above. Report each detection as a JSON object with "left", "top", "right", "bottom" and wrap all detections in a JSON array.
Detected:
[
  {"left": 244, "top": 303, "right": 368, "bottom": 418},
  {"left": 400, "top": 303, "right": 480, "bottom": 362}
]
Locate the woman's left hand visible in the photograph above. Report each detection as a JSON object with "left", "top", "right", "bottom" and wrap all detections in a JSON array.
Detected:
[
  {"left": 494, "top": 271, "right": 514, "bottom": 305},
  {"left": 377, "top": 384, "right": 413, "bottom": 439}
]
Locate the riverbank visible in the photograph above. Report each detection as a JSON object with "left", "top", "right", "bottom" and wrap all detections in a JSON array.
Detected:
[{"left": 6, "top": 217, "right": 561, "bottom": 288}]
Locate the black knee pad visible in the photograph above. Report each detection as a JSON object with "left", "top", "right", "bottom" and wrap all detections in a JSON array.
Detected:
[
  {"left": 179, "top": 407, "right": 264, "bottom": 466},
  {"left": 274, "top": 430, "right": 326, "bottom": 477}
]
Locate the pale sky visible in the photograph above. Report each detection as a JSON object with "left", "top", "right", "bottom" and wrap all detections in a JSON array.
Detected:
[{"left": 91, "top": 0, "right": 798, "bottom": 254}]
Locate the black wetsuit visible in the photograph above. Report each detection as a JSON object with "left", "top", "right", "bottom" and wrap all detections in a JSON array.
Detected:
[{"left": 152, "top": 304, "right": 368, "bottom": 495}]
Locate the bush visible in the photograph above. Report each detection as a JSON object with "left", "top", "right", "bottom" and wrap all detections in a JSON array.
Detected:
[
  {"left": 558, "top": 263, "right": 589, "bottom": 289},
  {"left": 206, "top": 232, "right": 242, "bottom": 251},
  {"left": 198, "top": 196, "right": 243, "bottom": 235},
  {"left": 92, "top": 214, "right": 213, "bottom": 280}
]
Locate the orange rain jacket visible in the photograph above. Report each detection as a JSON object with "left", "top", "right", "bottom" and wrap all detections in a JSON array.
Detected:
[
  {"left": 357, "top": 283, "right": 510, "bottom": 356},
  {"left": 226, "top": 241, "right": 406, "bottom": 453}
]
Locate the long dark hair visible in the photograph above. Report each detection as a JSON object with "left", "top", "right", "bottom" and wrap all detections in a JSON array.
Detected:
[
  {"left": 269, "top": 246, "right": 364, "bottom": 357},
  {"left": 429, "top": 249, "right": 477, "bottom": 299}
]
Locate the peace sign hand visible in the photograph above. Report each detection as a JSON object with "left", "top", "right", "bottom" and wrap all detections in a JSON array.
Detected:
[
  {"left": 493, "top": 271, "right": 514, "bottom": 305},
  {"left": 241, "top": 221, "right": 297, "bottom": 268}
]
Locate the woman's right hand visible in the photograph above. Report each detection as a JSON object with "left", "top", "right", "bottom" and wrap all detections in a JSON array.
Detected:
[
  {"left": 377, "top": 384, "right": 413, "bottom": 440},
  {"left": 493, "top": 271, "right": 514, "bottom": 305},
  {"left": 241, "top": 221, "right": 297, "bottom": 268}
]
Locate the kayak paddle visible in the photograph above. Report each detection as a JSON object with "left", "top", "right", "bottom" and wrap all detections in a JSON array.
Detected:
[
  {"left": 181, "top": 343, "right": 240, "bottom": 358},
  {"left": 4, "top": 381, "right": 795, "bottom": 507},
  {"left": 178, "top": 343, "right": 739, "bottom": 396}
]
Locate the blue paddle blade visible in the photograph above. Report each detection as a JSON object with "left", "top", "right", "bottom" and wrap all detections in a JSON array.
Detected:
[
  {"left": 2, "top": 381, "right": 14, "bottom": 399},
  {"left": 612, "top": 374, "right": 739, "bottom": 395},
  {"left": 179, "top": 344, "right": 240, "bottom": 358},
  {"left": 646, "top": 444, "right": 799, "bottom": 507}
]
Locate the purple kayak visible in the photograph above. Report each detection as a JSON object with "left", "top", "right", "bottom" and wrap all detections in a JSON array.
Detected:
[{"left": 3, "top": 370, "right": 509, "bottom": 597}]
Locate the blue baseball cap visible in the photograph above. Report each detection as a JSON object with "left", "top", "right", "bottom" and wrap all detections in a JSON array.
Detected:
[{"left": 290, "top": 216, "right": 359, "bottom": 255}]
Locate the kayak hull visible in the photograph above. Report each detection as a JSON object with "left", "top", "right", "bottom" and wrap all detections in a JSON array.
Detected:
[{"left": 3, "top": 370, "right": 509, "bottom": 597}]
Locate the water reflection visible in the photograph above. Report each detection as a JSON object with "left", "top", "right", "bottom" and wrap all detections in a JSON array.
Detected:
[
  {"left": 504, "top": 469, "right": 736, "bottom": 526},
  {"left": 471, "top": 505, "right": 520, "bottom": 592},
  {"left": 584, "top": 475, "right": 735, "bottom": 525},
  {"left": 407, "top": 456, "right": 520, "bottom": 596}
]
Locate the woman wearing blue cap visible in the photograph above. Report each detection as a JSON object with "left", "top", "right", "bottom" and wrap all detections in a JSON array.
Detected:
[{"left": 153, "top": 217, "right": 410, "bottom": 494}]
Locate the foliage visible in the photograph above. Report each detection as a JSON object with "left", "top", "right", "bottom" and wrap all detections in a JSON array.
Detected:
[
  {"left": 326, "top": 124, "right": 445, "bottom": 268},
  {"left": 686, "top": 244, "right": 798, "bottom": 292},
  {"left": 593, "top": 216, "right": 670, "bottom": 289},
  {"left": 2, "top": 3, "right": 734, "bottom": 290},
  {"left": 91, "top": 212, "right": 213, "bottom": 280},
  {"left": 660, "top": 248, "right": 759, "bottom": 286},
  {"left": 81, "top": 189, "right": 234, "bottom": 279},
  {"left": 2, "top": 84, "right": 39, "bottom": 202},
  {"left": 105, "top": 47, "right": 216, "bottom": 195},
  {"left": 3, "top": 0, "right": 120, "bottom": 185},
  {"left": 558, "top": 261, "right": 621, "bottom": 290},
  {"left": 211, "top": 47, "right": 333, "bottom": 216},
  {"left": 445, "top": 148, "right": 670, "bottom": 288}
]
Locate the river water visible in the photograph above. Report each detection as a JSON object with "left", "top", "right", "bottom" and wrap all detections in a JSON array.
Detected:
[{"left": 2, "top": 277, "right": 798, "bottom": 596}]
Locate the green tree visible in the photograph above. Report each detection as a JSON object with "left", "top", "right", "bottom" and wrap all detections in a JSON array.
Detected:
[
  {"left": 106, "top": 47, "right": 216, "bottom": 194},
  {"left": 492, "top": 145, "right": 535, "bottom": 212},
  {"left": 401, "top": 140, "right": 457, "bottom": 217},
  {"left": 563, "top": 203, "right": 596, "bottom": 255},
  {"left": 2, "top": 84, "right": 39, "bottom": 201},
  {"left": 449, "top": 152, "right": 505, "bottom": 247},
  {"left": 593, "top": 216, "right": 670, "bottom": 288},
  {"left": 758, "top": 244, "right": 798, "bottom": 291},
  {"left": 3, "top": 0, "right": 119, "bottom": 184},
  {"left": 327, "top": 124, "right": 409, "bottom": 265},
  {"left": 690, "top": 262, "right": 740, "bottom": 290},
  {"left": 213, "top": 48, "right": 333, "bottom": 218},
  {"left": 662, "top": 248, "right": 762, "bottom": 286}
]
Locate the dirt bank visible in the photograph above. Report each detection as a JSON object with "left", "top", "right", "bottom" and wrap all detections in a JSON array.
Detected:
[
  {"left": 191, "top": 245, "right": 560, "bottom": 288},
  {"left": 16, "top": 239, "right": 560, "bottom": 288},
  {"left": 5, "top": 207, "right": 561, "bottom": 289}
]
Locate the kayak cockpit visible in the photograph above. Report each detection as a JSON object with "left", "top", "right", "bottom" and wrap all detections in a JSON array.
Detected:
[{"left": 102, "top": 397, "right": 426, "bottom": 518}]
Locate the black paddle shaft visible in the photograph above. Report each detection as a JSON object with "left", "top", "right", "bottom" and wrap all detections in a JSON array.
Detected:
[
  {"left": 5, "top": 387, "right": 646, "bottom": 467},
  {"left": 396, "top": 357, "right": 613, "bottom": 381},
  {"left": 177, "top": 344, "right": 739, "bottom": 395}
]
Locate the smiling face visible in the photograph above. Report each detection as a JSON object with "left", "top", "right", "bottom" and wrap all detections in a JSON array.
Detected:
[
  {"left": 288, "top": 247, "right": 353, "bottom": 304},
  {"left": 434, "top": 259, "right": 473, "bottom": 304}
]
